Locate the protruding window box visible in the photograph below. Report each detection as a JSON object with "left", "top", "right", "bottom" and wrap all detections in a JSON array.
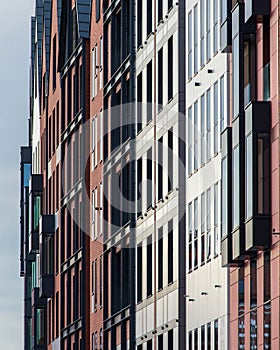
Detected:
[
  {"left": 245, "top": 0, "right": 270, "bottom": 24},
  {"left": 39, "top": 215, "right": 55, "bottom": 298},
  {"left": 28, "top": 175, "right": 43, "bottom": 255},
  {"left": 220, "top": 0, "right": 232, "bottom": 52},
  {"left": 245, "top": 101, "right": 271, "bottom": 251},
  {"left": 32, "top": 287, "right": 46, "bottom": 308}
]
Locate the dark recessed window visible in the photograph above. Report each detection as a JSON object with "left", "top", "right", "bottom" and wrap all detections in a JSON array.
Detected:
[
  {"left": 168, "top": 36, "right": 173, "bottom": 101},
  {"left": 147, "top": 236, "right": 152, "bottom": 297},
  {"left": 158, "top": 227, "right": 163, "bottom": 290},
  {"left": 168, "top": 220, "right": 174, "bottom": 283}
]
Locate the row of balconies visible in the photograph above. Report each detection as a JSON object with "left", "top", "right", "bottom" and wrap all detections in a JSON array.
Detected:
[
  {"left": 20, "top": 151, "right": 56, "bottom": 349},
  {"left": 220, "top": 1, "right": 271, "bottom": 267},
  {"left": 221, "top": 0, "right": 270, "bottom": 53}
]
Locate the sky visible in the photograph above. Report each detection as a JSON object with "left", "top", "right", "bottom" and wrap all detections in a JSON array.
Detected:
[{"left": 0, "top": 1, "right": 34, "bottom": 349}]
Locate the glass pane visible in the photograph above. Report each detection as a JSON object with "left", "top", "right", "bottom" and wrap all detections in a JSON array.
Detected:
[
  {"left": 258, "top": 133, "right": 270, "bottom": 214},
  {"left": 233, "top": 146, "right": 240, "bottom": 229},
  {"left": 222, "top": 159, "right": 228, "bottom": 238},
  {"left": 246, "top": 134, "right": 253, "bottom": 219}
]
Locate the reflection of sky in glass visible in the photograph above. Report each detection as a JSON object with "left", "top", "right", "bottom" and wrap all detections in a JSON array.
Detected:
[{"left": 24, "top": 164, "right": 31, "bottom": 187}]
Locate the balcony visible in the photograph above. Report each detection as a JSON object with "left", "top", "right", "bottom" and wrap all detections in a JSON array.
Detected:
[
  {"left": 245, "top": 0, "right": 270, "bottom": 23},
  {"left": 220, "top": 0, "right": 232, "bottom": 52},
  {"left": 245, "top": 101, "right": 271, "bottom": 251},
  {"left": 39, "top": 215, "right": 55, "bottom": 298},
  {"left": 28, "top": 175, "right": 43, "bottom": 255}
]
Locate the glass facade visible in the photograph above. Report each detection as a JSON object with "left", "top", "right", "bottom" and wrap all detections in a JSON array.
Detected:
[{"left": 233, "top": 146, "right": 240, "bottom": 229}]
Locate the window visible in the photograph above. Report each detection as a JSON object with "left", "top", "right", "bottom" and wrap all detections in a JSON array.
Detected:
[
  {"left": 168, "top": 36, "right": 173, "bottom": 101},
  {"left": 201, "top": 193, "right": 205, "bottom": 264},
  {"left": 92, "top": 332, "right": 98, "bottom": 350},
  {"left": 52, "top": 35, "right": 57, "bottom": 90},
  {"left": 264, "top": 303, "right": 271, "bottom": 350},
  {"left": 194, "top": 101, "right": 198, "bottom": 170},
  {"left": 158, "top": 227, "right": 163, "bottom": 290},
  {"left": 99, "top": 38, "right": 103, "bottom": 88},
  {"left": 264, "top": 251, "right": 270, "bottom": 302},
  {"left": 214, "top": 183, "right": 219, "bottom": 256},
  {"left": 92, "top": 260, "right": 97, "bottom": 312},
  {"left": 189, "top": 331, "right": 193, "bottom": 350},
  {"left": 147, "top": 147, "right": 153, "bottom": 209},
  {"left": 92, "top": 48, "right": 97, "bottom": 98},
  {"left": 263, "top": 18, "right": 270, "bottom": 101},
  {"left": 206, "top": 89, "right": 211, "bottom": 161},
  {"left": 36, "top": 308, "right": 46, "bottom": 345},
  {"left": 250, "top": 309, "right": 257, "bottom": 350},
  {"left": 137, "top": 245, "right": 142, "bottom": 302},
  {"left": 194, "top": 5, "right": 198, "bottom": 74},
  {"left": 147, "top": 236, "right": 152, "bottom": 297},
  {"left": 214, "top": 319, "right": 218, "bottom": 350},
  {"left": 158, "top": 334, "right": 163, "bottom": 350},
  {"left": 158, "top": 0, "right": 163, "bottom": 22},
  {"left": 137, "top": 73, "right": 143, "bottom": 132},
  {"left": 194, "top": 198, "right": 198, "bottom": 268},
  {"left": 147, "top": 339, "right": 152, "bottom": 350},
  {"left": 100, "top": 256, "right": 103, "bottom": 307},
  {"left": 137, "top": 0, "right": 142, "bottom": 47},
  {"left": 206, "top": 188, "right": 211, "bottom": 259},
  {"left": 188, "top": 203, "right": 193, "bottom": 271},
  {"left": 246, "top": 133, "right": 253, "bottom": 219},
  {"left": 92, "top": 189, "right": 97, "bottom": 240},
  {"left": 200, "top": 0, "right": 205, "bottom": 66},
  {"left": 96, "top": 0, "right": 100, "bottom": 22},
  {"left": 194, "top": 328, "right": 198, "bottom": 350},
  {"left": 99, "top": 111, "right": 103, "bottom": 163},
  {"left": 238, "top": 316, "right": 245, "bottom": 350},
  {"left": 207, "top": 322, "right": 211, "bottom": 350},
  {"left": 233, "top": 36, "right": 240, "bottom": 118},
  {"left": 244, "top": 41, "right": 251, "bottom": 106},
  {"left": 147, "top": 0, "right": 152, "bottom": 36},
  {"left": 238, "top": 267, "right": 245, "bottom": 316},
  {"left": 213, "top": 0, "right": 218, "bottom": 53},
  {"left": 147, "top": 60, "right": 153, "bottom": 122},
  {"left": 221, "top": 158, "right": 228, "bottom": 238},
  {"left": 250, "top": 260, "right": 257, "bottom": 309},
  {"left": 188, "top": 11, "right": 193, "bottom": 79},
  {"left": 201, "top": 94, "right": 206, "bottom": 166},
  {"left": 168, "top": 220, "right": 174, "bottom": 283},
  {"left": 92, "top": 117, "right": 97, "bottom": 169},
  {"left": 158, "top": 48, "right": 163, "bottom": 108},
  {"left": 99, "top": 183, "right": 103, "bottom": 235},
  {"left": 168, "top": 0, "right": 172, "bottom": 10},
  {"left": 168, "top": 329, "right": 174, "bottom": 350},
  {"left": 188, "top": 106, "right": 193, "bottom": 175},
  {"left": 214, "top": 81, "right": 219, "bottom": 154},
  {"left": 206, "top": 0, "right": 211, "bottom": 60},
  {"left": 257, "top": 133, "right": 270, "bottom": 214},
  {"left": 201, "top": 325, "right": 205, "bottom": 350},
  {"left": 158, "top": 137, "right": 163, "bottom": 200},
  {"left": 233, "top": 146, "right": 240, "bottom": 229},
  {"left": 168, "top": 129, "right": 173, "bottom": 191},
  {"left": 100, "top": 329, "right": 103, "bottom": 350},
  {"left": 220, "top": 75, "right": 225, "bottom": 131}
]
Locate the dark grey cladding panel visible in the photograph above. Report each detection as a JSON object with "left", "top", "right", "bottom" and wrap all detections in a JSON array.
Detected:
[
  {"left": 30, "top": 17, "right": 36, "bottom": 99},
  {"left": 76, "top": 0, "right": 91, "bottom": 39},
  {"left": 57, "top": 0, "right": 62, "bottom": 35},
  {"left": 35, "top": 0, "right": 44, "bottom": 104},
  {"left": 43, "top": 0, "right": 52, "bottom": 88}
]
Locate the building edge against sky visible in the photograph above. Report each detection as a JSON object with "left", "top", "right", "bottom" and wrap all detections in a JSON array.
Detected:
[{"left": 19, "top": 0, "right": 279, "bottom": 349}]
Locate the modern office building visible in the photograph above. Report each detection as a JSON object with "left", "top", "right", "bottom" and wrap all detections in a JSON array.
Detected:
[
  {"left": 20, "top": 1, "right": 279, "bottom": 350},
  {"left": 186, "top": 0, "right": 229, "bottom": 349},
  {"left": 220, "top": 0, "right": 279, "bottom": 349}
]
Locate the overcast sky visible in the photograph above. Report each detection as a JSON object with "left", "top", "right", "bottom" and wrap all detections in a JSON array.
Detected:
[{"left": 0, "top": 1, "right": 34, "bottom": 349}]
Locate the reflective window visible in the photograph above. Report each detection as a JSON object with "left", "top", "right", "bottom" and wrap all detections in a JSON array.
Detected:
[
  {"left": 194, "top": 5, "right": 198, "bottom": 74},
  {"left": 246, "top": 133, "right": 253, "bottom": 219},
  {"left": 188, "top": 11, "right": 193, "bottom": 79},
  {"left": 233, "top": 36, "right": 240, "bottom": 118},
  {"left": 233, "top": 146, "right": 240, "bottom": 229},
  {"left": 200, "top": 0, "right": 205, "bottom": 66},
  {"left": 214, "top": 81, "right": 219, "bottom": 154},
  {"left": 221, "top": 158, "right": 228, "bottom": 238},
  {"left": 194, "top": 101, "right": 199, "bottom": 170},
  {"left": 257, "top": 133, "right": 270, "bottom": 214},
  {"left": 201, "top": 94, "right": 206, "bottom": 165}
]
